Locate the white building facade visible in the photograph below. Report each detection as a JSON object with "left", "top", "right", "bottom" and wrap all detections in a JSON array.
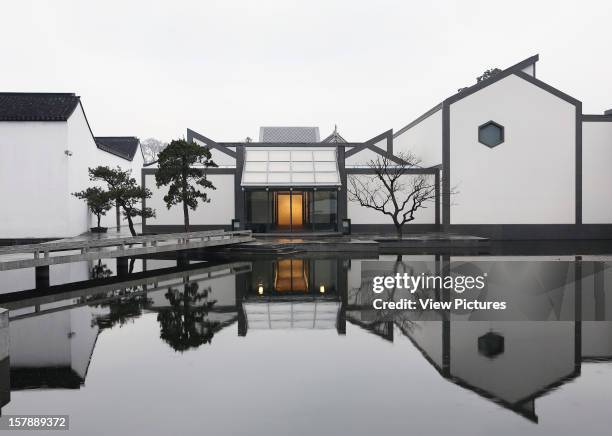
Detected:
[
  {"left": 0, "top": 93, "right": 144, "bottom": 241},
  {"left": 394, "top": 55, "right": 612, "bottom": 239},
  {"left": 145, "top": 56, "right": 611, "bottom": 239}
]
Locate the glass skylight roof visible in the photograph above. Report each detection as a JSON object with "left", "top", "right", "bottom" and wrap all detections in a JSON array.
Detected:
[{"left": 241, "top": 147, "right": 341, "bottom": 186}]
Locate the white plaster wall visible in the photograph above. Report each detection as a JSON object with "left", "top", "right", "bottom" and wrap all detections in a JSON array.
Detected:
[
  {"left": 347, "top": 174, "right": 436, "bottom": 224},
  {"left": 0, "top": 104, "right": 143, "bottom": 239},
  {"left": 345, "top": 147, "right": 383, "bottom": 166},
  {"left": 10, "top": 306, "right": 98, "bottom": 378},
  {"left": 146, "top": 173, "right": 235, "bottom": 226},
  {"left": 0, "top": 121, "right": 69, "bottom": 238},
  {"left": 393, "top": 109, "right": 442, "bottom": 167},
  {"left": 10, "top": 311, "right": 72, "bottom": 367},
  {"left": 449, "top": 74, "right": 576, "bottom": 224},
  {"left": 193, "top": 138, "right": 236, "bottom": 167},
  {"left": 67, "top": 105, "right": 143, "bottom": 233},
  {"left": 582, "top": 121, "right": 612, "bottom": 223}
]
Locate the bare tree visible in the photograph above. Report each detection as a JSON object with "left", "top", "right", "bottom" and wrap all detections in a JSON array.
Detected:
[
  {"left": 141, "top": 137, "right": 168, "bottom": 164},
  {"left": 347, "top": 152, "right": 437, "bottom": 239}
]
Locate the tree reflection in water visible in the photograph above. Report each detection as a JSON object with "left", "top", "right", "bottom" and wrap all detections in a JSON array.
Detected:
[
  {"left": 157, "top": 281, "right": 220, "bottom": 352},
  {"left": 91, "top": 260, "right": 113, "bottom": 279},
  {"left": 95, "top": 293, "right": 151, "bottom": 330}
]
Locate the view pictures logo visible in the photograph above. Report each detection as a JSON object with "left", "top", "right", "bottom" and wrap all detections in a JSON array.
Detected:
[{"left": 372, "top": 272, "right": 487, "bottom": 294}]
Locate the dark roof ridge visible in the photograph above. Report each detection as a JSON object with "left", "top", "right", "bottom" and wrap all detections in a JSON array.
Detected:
[
  {"left": 0, "top": 92, "right": 81, "bottom": 122},
  {"left": 0, "top": 91, "right": 77, "bottom": 96},
  {"left": 395, "top": 54, "right": 540, "bottom": 136},
  {"left": 94, "top": 136, "right": 141, "bottom": 161}
]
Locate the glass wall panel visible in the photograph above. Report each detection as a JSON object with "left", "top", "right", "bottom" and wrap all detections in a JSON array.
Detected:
[
  {"left": 245, "top": 190, "right": 272, "bottom": 232},
  {"left": 246, "top": 189, "right": 337, "bottom": 233},
  {"left": 313, "top": 190, "right": 337, "bottom": 231}
]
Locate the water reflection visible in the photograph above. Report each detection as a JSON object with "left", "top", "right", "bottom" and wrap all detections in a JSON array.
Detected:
[
  {"left": 156, "top": 282, "right": 224, "bottom": 352},
  {"left": 0, "top": 255, "right": 610, "bottom": 427},
  {"left": 90, "top": 260, "right": 113, "bottom": 280}
]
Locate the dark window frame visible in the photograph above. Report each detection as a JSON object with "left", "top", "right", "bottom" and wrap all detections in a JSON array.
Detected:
[{"left": 478, "top": 120, "right": 505, "bottom": 148}]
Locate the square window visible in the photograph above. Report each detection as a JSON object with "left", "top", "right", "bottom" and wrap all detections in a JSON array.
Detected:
[
  {"left": 269, "top": 150, "right": 291, "bottom": 161},
  {"left": 292, "top": 172, "right": 315, "bottom": 183},
  {"left": 268, "top": 172, "right": 291, "bottom": 184},
  {"left": 245, "top": 161, "right": 267, "bottom": 172},
  {"left": 269, "top": 162, "right": 290, "bottom": 172},
  {"left": 314, "top": 150, "right": 336, "bottom": 161},
  {"left": 242, "top": 172, "right": 267, "bottom": 184},
  {"left": 315, "top": 172, "right": 339, "bottom": 184},
  {"left": 292, "top": 161, "right": 314, "bottom": 172},
  {"left": 314, "top": 162, "right": 336, "bottom": 172},
  {"left": 247, "top": 150, "right": 268, "bottom": 161},
  {"left": 291, "top": 150, "right": 313, "bottom": 161}
]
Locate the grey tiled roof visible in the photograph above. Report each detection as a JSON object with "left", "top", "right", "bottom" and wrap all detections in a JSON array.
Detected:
[
  {"left": 95, "top": 137, "right": 140, "bottom": 161},
  {"left": 259, "top": 126, "right": 320, "bottom": 143},
  {"left": 0, "top": 92, "right": 80, "bottom": 121}
]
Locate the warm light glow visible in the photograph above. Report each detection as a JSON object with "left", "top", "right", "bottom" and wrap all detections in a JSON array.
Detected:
[
  {"left": 319, "top": 284, "right": 325, "bottom": 294},
  {"left": 275, "top": 259, "right": 308, "bottom": 291},
  {"left": 258, "top": 285, "right": 264, "bottom": 295},
  {"left": 277, "top": 193, "right": 303, "bottom": 227}
]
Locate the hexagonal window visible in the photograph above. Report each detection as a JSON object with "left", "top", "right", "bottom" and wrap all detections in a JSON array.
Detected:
[
  {"left": 478, "top": 121, "right": 505, "bottom": 148},
  {"left": 478, "top": 332, "right": 505, "bottom": 358}
]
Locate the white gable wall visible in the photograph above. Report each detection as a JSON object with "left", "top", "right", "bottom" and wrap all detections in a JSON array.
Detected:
[
  {"left": 393, "top": 109, "right": 442, "bottom": 167},
  {"left": 0, "top": 104, "right": 144, "bottom": 239},
  {"left": 66, "top": 104, "right": 143, "bottom": 235},
  {"left": 582, "top": 121, "right": 612, "bottom": 223},
  {"left": 345, "top": 147, "right": 382, "bottom": 166},
  {"left": 145, "top": 172, "right": 235, "bottom": 226},
  {"left": 193, "top": 138, "right": 236, "bottom": 167},
  {"left": 449, "top": 74, "right": 576, "bottom": 224},
  {"left": 0, "top": 121, "right": 69, "bottom": 238}
]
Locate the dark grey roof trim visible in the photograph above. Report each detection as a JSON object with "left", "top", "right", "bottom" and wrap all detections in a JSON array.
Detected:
[
  {"left": 345, "top": 129, "right": 393, "bottom": 158},
  {"left": 445, "top": 55, "right": 540, "bottom": 105},
  {"left": 219, "top": 142, "right": 365, "bottom": 147},
  {"left": 187, "top": 128, "right": 237, "bottom": 158},
  {"left": 96, "top": 143, "right": 133, "bottom": 161},
  {"left": 513, "top": 71, "right": 581, "bottom": 106},
  {"left": 394, "top": 103, "right": 443, "bottom": 137},
  {"left": 393, "top": 55, "right": 540, "bottom": 137},
  {"left": 346, "top": 167, "right": 438, "bottom": 175},
  {"left": 582, "top": 114, "right": 612, "bottom": 122},
  {"left": 78, "top": 101, "right": 142, "bottom": 162},
  {"left": 95, "top": 136, "right": 140, "bottom": 161}
]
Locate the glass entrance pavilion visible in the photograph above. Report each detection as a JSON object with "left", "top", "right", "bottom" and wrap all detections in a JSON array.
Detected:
[{"left": 241, "top": 147, "right": 341, "bottom": 232}]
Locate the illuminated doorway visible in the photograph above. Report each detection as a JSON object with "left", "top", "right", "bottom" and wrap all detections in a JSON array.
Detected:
[
  {"left": 274, "top": 259, "right": 309, "bottom": 292},
  {"left": 275, "top": 192, "right": 304, "bottom": 230},
  {"left": 244, "top": 189, "right": 337, "bottom": 232}
]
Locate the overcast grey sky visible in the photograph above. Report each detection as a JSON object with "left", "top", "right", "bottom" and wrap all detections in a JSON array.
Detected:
[{"left": 2, "top": 0, "right": 611, "bottom": 142}]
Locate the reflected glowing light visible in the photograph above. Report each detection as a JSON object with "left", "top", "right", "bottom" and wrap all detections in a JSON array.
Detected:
[
  {"left": 319, "top": 284, "right": 325, "bottom": 294},
  {"left": 258, "top": 285, "right": 264, "bottom": 295}
]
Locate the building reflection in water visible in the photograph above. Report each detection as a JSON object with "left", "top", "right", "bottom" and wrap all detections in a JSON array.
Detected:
[
  {"left": 0, "top": 255, "right": 610, "bottom": 422},
  {"left": 237, "top": 257, "right": 347, "bottom": 335}
]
